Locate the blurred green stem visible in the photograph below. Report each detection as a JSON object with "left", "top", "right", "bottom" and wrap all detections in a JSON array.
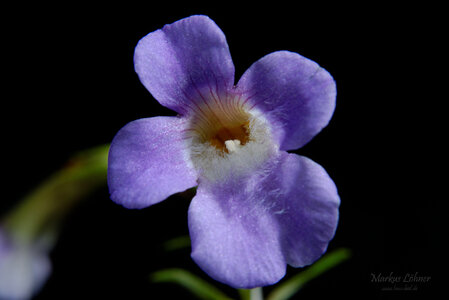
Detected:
[
  {"left": 2, "top": 145, "right": 109, "bottom": 244},
  {"left": 163, "top": 235, "right": 191, "bottom": 251},
  {"left": 250, "top": 287, "right": 263, "bottom": 300},
  {"left": 266, "top": 248, "right": 351, "bottom": 300},
  {"left": 239, "top": 288, "right": 263, "bottom": 300},
  {"left": 150, "top": 268, "right": 232, "bottom": 300}
]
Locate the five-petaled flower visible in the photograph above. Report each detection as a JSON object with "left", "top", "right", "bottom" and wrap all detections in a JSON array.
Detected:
[{"left": 108, "top": 15, "right": 340, "bottom": 289}]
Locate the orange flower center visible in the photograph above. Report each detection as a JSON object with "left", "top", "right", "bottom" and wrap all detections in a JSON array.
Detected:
[{"left": 188, "top": 96, "right": 251, "bottom": 154}]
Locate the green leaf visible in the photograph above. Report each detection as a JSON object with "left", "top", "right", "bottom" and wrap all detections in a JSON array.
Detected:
[
  {"left": 150, "top": 268, "right": 232, "bottom": 300},
  {"left": 237, "top": 289, "right": 251, "bottom": 300},
  {"left": 163, "top": 235, "right": 191, "bottom": 251},
  {"left": 266, "top": 248, "right": 352, "bottom": 300}
]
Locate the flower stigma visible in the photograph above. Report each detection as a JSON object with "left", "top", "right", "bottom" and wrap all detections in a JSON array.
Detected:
[{"left": 224, "top": 139, "right": 241, "bottom": 153}]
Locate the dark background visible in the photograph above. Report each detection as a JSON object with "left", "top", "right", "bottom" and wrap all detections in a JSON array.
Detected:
[{"left": 2, "top": 3, "right": 441, "bottom": 299}]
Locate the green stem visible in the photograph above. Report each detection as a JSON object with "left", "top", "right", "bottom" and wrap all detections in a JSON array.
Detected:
[
  {"left": 2, "top": 145, "right": 109, "bottom": 244},
  {"left": 266, "top": 248, "right": 351, "bottom": 300},
  {"left": 150, "top": 268, "right": 232, "bottom": 300},
  {"left": 250, "top": 287, "right": 263, "bottom": 300}
]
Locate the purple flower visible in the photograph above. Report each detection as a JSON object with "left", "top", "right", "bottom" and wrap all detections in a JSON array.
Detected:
[
  {"left": 0, "top": 227, "right": 52, "bottom": 300},
  {"left": 108, "top": 15, "right": 339, "bottom": 289}
]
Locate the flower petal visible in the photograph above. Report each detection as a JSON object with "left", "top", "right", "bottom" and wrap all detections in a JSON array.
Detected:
[
  {"left": 108, "top": 117, "right": 197, "bottom": 209},
  {"left": 0, "top": 229, "right": 51, "bottom": 300},
  {"left": 273, "top": 153, "right": 340, "bottom": 267},
  {"left": 134, "top": 15, "right": 235, "bottom": 115},
  {"left": 237, "top": 51, "right": 336, "bottom": 151},
  {"left": 188, "top": 152, "right": 339, "bottom": 288}
]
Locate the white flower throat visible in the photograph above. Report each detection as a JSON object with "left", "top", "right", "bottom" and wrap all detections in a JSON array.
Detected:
[{"left": 185, "top": 94, "right": 276, "bottom": 182}]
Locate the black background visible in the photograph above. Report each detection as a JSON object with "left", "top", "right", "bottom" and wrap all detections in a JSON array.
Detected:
[{"left": 2, "top": 3, "right": 442, "bottom": 299}]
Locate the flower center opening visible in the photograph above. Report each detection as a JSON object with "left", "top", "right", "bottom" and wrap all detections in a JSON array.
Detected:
[
  {"left": 185, "top": 95, "right": 276, "bottom": 182},
  {"left": 209, "top": 122, "right": 249, "bottom": 153},
  {"left": 188, "top": 97, "right": 252, "bottom": 154}
]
